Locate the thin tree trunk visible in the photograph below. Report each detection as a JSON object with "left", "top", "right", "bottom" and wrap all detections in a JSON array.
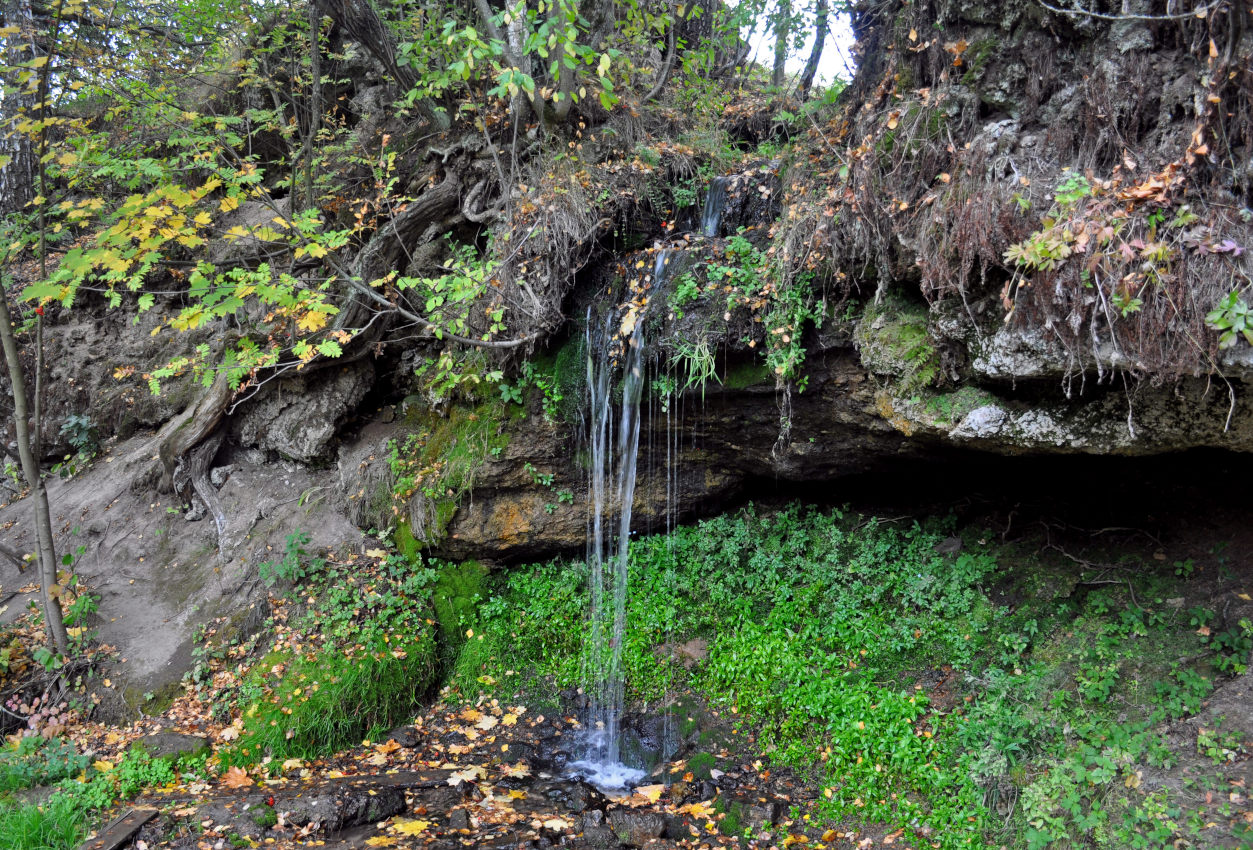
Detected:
[
  {"left": 771, "top": 0, "right": 791, "bottom": 88},
  {"left": 645, "top": 6, "right": 679, "bottom": 102},
  {"left": 797, "top": 0, "right": 828, "bottom": 98},
  {"left": 0, "top": 293, "right": 68, "bottom": 653},
  {"left": 305, "top": 3, "right": 322, "bottom": 211}
]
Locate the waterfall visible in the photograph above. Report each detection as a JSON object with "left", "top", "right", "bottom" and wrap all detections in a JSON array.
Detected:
[
  {"left": 699, "top": 176, "right": 729, "bottom": 238},
  {"left": 571, "top": 253, "right": 671, "bottom": 790}
]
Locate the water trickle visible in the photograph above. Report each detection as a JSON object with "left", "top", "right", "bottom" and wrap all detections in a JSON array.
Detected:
[
  {"left": 570, "top": 249, "right": 677, "bottom": 791},
  {"left": 699, "top": 177, "right": 729, "bottom": 238}
]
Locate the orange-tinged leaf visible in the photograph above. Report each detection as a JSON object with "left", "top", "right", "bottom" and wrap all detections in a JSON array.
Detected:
[
  {"left": 376, "top": 739, "right": 402, "bottom": 754},
  {"left": 221, "top": 766, "right": 253, "bottom": 789},
  {"left": 632, "top": 784, "right": 665, "bottom": 804}
]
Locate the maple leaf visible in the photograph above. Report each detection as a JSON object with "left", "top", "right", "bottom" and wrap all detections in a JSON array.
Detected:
[
  {"left": 500, "top": 762, "right": 531, "bottom": 778},
  {"left": 297, "top": 310, "right": 330, "bottom": 333},
  {"left": 460, "top": 708, "right": 482, "bottom": 723},
  {"left": 392, "top": 819, "right": 431, "bottom": 836},
  {"left": 628, "top": 784, "right": 665, "bottom": 806},
  {"left": 501, "top": 713, "right": 518, "bottom": 726},
  {"left": 448, "top": 766, "right": 486, "bottom": 786},
  {"left": 375, "top": 739, "right": 402, "bottom": 754},
  {"left": 281, "top": 758, "right": 304, "bottom": 772},
  {"left": 365, "top": 837, "right": 397, "bottom": 847},
  {"left": 221, "top": 766, "right": 253, "bottom": 789},
  {"left": 678, "top": 801, "right": 713, "bottom": 818},
  {"left": 475, "top": 715, "right": 499, "bottom": 731},
  {"left": 220, "top": 724, "right": 241, "bottom": 742},
  {"left": 541, "top": 817, "right": 571, "bottom": 831}
]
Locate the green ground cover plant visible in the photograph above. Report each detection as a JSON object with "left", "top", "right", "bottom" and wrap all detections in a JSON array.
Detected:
[
  {"left": 448, "top": 504, "right": 1252, "bottom": 849},
  {"left": 219, "top": 548, "right": 441, "bottom": 766}
]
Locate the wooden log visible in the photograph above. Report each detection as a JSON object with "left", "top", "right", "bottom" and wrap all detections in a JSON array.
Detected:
[{"left": 78, "top": 807, "right": 158, "bottom": 850}]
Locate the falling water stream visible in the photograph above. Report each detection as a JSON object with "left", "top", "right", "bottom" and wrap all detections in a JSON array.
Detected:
[{"left": 569, "top": 186, "right": 725, "bottom": 791}]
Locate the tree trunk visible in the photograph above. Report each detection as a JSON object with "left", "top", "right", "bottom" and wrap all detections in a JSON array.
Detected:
[
  {"left": 797, "top": 0, "right": 828, "bottom": 98},
  {"left": 771, "top": 0, "right": 791, "bottom": 88},
  {"left": 0, "top": 292, "right": 68, "bottom": 654},
  {"left": 313, "top": 0, "right": 449, "bottom": 131},
  {"left": 305, "top": 2, "right": 323, "bottom": 211}
]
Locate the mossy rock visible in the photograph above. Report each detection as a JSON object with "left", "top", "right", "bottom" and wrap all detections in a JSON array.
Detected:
[
  {"left": 855, "top": 299, "right": 940, "bottom": 393},
  {"left": 722, "top": 360, "right": 772, "bottom": 391},
  {"left": 132, "top": 731, "right": 210, "bottom": 762},
  {"left": 688, "top": 751, "right": 717, "bottom": 781}
]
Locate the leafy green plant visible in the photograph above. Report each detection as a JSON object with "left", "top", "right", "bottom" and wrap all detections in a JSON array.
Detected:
[
  {"left": 0, "top": 737, "right": 89, "bottom": 793},
  {"left": 223, "top": 554, "right": 439, "bottom": 764},
  {"left": 257, "top": 530, "right": 322, "bottom": 587},
  {"left": 1205, "top": 291, "right": 1253, "bottom": 349}
]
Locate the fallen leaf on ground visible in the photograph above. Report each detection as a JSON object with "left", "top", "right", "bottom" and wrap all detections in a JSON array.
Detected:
[
  {"left": 221, "top": 766, "right": 253, "bottom": 789},
  {"left": 392, "top": 819, "right": 431, "bottom": 836},
  {"left": 630, "top": 783, "right": 665, "bottom": 804}
]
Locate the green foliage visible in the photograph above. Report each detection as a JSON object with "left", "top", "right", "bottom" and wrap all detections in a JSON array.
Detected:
[
  {"left": 0, "top": 742, "right": 209, "bottom": 850},
  {"left": 224, "top": 555, "right": 440, "bottom": 764},
  {"left": 258, "top": 530, "right": 323, "bottom": 587},
  {"left": 856, "top": 300, "right": 940, "bottom": 393},
  {"left": 455, "top": 506, "right": 996, "bottom": 847},
  {"left": 449, "top": 503, "right": 1245, "bottom": 849},
  {"left": 0, "top": 737, "right": 89, "bottom": 794},
  {"left": 0, "top": 792, "right": 86, "bottom": 850},
  {"left": 1205, "top": 290, "right": 1253, "bottom": 349}
]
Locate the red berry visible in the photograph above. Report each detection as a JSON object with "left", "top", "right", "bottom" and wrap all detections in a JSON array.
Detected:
[{"left": 34, "top": 307, "right": 44, "bottom": 316}]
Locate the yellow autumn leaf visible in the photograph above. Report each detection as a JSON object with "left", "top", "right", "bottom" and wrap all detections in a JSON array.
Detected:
[
  {"left": 392, "top": 819, "right": 431, "bottom": 836},
  {"left": 219, "top": 195, "right": 240, "bottom": 213},
  {"left": 365, "top": 548, "right": 388, "bottom": 561},
  {"left": 281, "top": 758, "right": 304, "bottom": 771},
  {"left": 632, "top": 783, "right": 665, "bottom": 804},
  {"left": 365, "top": 838, "right": 397, "bottom": 847},
  {"left": 297, "top": 310, "right": 330, "bottom": 333},
  {"left": 1237, "top": 593, "right": 1251, "bottom": 601},
  {"left": 501, "top": 713, "right": 518, "bottom": 726},
  {"left": 93, "top": 759, "right": 114, "bottom": 773}
]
